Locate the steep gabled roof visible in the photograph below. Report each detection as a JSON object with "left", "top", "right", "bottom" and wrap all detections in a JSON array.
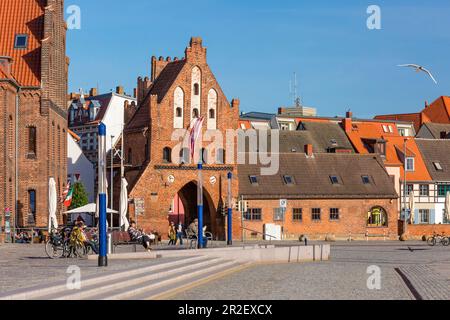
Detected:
[
  {"left": 151, "top": 59, "right": 186, "bottom": 104},
  {"left": 344, "top": 120, "right": 431, "bottom": 181},
  {"left": 238, "top": 153, "right": 398, "bottom": 199},
  {"left": 0, "top": 0, "right": 45, "bottom": 87},
  {"left": 416, "top": 139, "right": 450, "bottom": 181},
  {"left": 419, "top": 122, "right": 450, "bottom": 139},
  {"left": 126, "top": 60, "right": 186, "bottom": 131}
]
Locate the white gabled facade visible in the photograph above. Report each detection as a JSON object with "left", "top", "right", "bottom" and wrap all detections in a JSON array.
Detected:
[{"left": 67, "top": 133, "right": 95, "bottom": 202}]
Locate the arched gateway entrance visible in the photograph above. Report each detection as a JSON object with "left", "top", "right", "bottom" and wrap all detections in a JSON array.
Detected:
[{"left": 169, "top": 181, "right": 225, "bottom": 240}]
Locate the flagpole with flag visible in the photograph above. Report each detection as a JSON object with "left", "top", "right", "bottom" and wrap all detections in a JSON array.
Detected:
[
  {"left": 62, "top": 180, "right": 73, "bottom": 208},
  {"left": 189, "top": 117, "right": 205, "bottom": 249}
]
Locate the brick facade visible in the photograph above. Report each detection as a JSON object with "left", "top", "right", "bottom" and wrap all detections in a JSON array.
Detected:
[
  {"left": 241, "top": 199, "right": 398, "bottom": 241},
  {"left": 0, "top": 0, "right": 68, "bottom": 233}
]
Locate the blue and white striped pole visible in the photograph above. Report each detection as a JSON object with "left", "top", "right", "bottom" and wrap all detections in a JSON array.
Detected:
[
  {"left": 197, "top": 163, "right": 204, "bottom": 249},
  {"left": 227, "top": 172, "right": 233, "bottom": 245},
  {"left": 98, "top": 123, "right": 108, "bottom": 267}
]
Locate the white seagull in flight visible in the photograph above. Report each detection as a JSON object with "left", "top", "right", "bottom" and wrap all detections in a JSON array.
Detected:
[{"left": 397, "top": 64, "right": 438, "bottom": 84}]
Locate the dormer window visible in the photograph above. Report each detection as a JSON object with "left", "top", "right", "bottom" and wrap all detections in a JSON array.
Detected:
[
  {"left": 249, "top": 175, "right": 258, "bottom": 185},
  {"left": 283, "top": 175, "right": 295, "bottom": 185},
  {"left": 330, "top": 176, "right": 340, "bottom": 185},
  {"left": 406, "top": 157, "right": 415, "bottom": 172},
  {"left": 14, "top": 34, "right": 28, "bottom": 49},
  {"left": 434, "top": 162, "right": 443, "bottom": 171},
  {"left": 362, "top": 175, "right": 371, "bottom": 184}
]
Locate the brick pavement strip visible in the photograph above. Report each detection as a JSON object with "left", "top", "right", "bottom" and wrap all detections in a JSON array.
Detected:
[{"left": 397, "top": 265, "right": 450, "bottom": 300}]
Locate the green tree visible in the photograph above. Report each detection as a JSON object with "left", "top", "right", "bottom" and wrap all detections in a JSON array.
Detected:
[{"left": 69, "top": 182, "right": 89, "bottom": 210}]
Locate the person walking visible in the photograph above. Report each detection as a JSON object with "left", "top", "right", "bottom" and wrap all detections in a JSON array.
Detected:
[
  {"left": 168, "top": 221, "right": 177, "bottom": 246},
  {"left": 176, "top": 222, "right": 184, "bottom": 245}
]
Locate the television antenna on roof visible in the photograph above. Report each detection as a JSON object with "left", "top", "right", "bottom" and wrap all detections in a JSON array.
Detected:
[{"left": 289, "top": 72, "right": 302, "bottom": 108}]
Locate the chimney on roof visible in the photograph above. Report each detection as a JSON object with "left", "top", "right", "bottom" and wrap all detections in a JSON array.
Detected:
[
  {"left": 116, "top": 86, "right": 124, "bottom": 95},
  {"left": 231, "top": 98, "right": 240, "bottom": 109},
  {"left": 89, "top": 88, "right": 97, "bottom": 97},
  {"left": 343, "top": 111, "right": 353, "bottom": 133},
  {"left": 305, "top": 144, "right": 314, "bottom": 157},
  {"left": 425, "top": 101, "right": 429, "bottom": 108},
  {"left": 133, "top": 88, "right": 137, "bottom": 98}
]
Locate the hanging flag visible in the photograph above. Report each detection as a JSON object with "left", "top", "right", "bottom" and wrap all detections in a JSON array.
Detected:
[
  {"left": 189, "top": 117, "right": 204, "bottom": 160},
  {"left": 63, "top": 185, "right": 74, "bottom": 208},
  {"left": 61, "top": 180, "right": 71, "bottom": 204}
]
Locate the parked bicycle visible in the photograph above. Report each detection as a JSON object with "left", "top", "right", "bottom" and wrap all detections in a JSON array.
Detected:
[
  {"left": 427, "top": 232, "right": 450, "bottom": 247},
  {"left": 45, "top": 226, "right": 97, "bottom": 259}
]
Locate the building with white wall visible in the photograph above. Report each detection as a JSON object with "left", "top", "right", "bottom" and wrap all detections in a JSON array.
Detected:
[{"left": 67, "top": 130, "right": 95, "bottom": 202}]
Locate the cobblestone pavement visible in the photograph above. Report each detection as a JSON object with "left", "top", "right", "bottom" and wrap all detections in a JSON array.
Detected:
[
  {"left": 1, "top": 241, "right": 449, "bottom": 299},
  {"left": 0, "top": 244, "right": 177, "bottom": 292},
  {"left": 171, "top": 242, "right": 450, "bottom": 300}
]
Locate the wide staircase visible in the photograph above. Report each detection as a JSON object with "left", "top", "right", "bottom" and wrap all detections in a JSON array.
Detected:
[{"left": 0, "top": 256, "right": 248, "bottom": 300}]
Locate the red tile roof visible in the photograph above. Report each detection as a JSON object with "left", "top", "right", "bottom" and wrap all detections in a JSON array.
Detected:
[
  {"left": 0, "top": 0, "right": 45, "bottom": 87},
  {"left": 345, "top": 120, "right": 432, "bottom": 181},
  {"left": 126, "top": 60, "right": 186, "bottom": 131}
]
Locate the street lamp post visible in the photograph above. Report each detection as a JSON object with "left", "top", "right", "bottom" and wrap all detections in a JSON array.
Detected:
[
  {"left": 98, "top": 123, "right": 108, "bottom": 267},
  {"left": 110, "top": 135, "right": 114, "bottom": 231},
  {"left": 403, "top": 138, "right": 408, "bottom": 236}
]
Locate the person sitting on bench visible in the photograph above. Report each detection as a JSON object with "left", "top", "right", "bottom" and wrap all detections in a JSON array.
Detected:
[
  {"left": 128, "top": 221, "right": 152, "bottom": 251},
  {"left": 186, "top": 219, "right": 208, "bottom": 248}
]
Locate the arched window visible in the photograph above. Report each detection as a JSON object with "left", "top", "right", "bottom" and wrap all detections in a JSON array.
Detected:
[
  {"left": 174, "top": 87, "right": 184, "bottom": 129},
  {"left": 28, "top": 126, "right": 37, "bottom": 156},
  {"left": 193, "top": 109, "right": 199, "bottom": 119},
  {"left": 163, "top": 147, "right": 172, "bottom": 163},
  {"left": 180, "top": 148, "right": 190, "bottom": 164},
  {"left": 28, "top": 189, "right": 36, "bottom": 224},
  {"left": 207, "top": 89, "right": 217, "bottom": 130},
  {"left": 217, "top": 148, "right": 225, "bottom": 164},
  {"left": 191, "top": 67, "right": 201, "bottom": 122},
  {"left": 201, "top": 148, "right": 207, "bottom": 164},
  {"left": 367, "top": 207, "right": 388, "bottom": 227},
  {"left": 194, "top": 83, "right": 200, "bottom": 96}
]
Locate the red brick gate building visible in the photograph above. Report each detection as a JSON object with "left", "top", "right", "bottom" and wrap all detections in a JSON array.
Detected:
[{"left": 124, "top": 38, "right": 241, "bottom": 240}]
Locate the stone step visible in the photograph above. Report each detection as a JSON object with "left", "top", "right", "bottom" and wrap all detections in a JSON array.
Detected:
[
  {"left": 137, "top": 261, "right": 252, "bottom": 300},
  {"left": 92, "top": 259, "right": 238, "bottom": 300},
  {"left": 0, "top": 256, "right": 206, "bottom": 300},
  {"left": 48, "top": 257, "right": 223, "bottom": 300}
]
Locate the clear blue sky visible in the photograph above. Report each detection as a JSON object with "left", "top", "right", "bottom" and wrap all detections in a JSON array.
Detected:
[{"left": 66, "top": 0, "right": 450, "bottom": 118}]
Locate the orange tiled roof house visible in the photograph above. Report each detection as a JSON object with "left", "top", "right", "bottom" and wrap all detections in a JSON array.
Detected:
[{"left": 0, "top": 0, "right": 68, "bottom": 232}]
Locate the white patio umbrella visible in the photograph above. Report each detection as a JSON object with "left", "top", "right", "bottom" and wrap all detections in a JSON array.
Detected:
[
  {"left": 445, "top": 191, "right": 450, "bottom": 223},
  {"left": 119, "top": 177, "right": 130, "bottom": 231},
  {"left": 48, "top": 178, "right": 58, "bottom": 232},
  {"left": 65, "top": 203, "right": 118, "bottom": 214},
  {"left": 409, "top": 191, "right": 415, "bottom": 224}
]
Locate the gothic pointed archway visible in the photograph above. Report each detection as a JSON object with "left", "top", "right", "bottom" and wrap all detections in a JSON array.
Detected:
[{"left": 173, "top": 181, "right": 224, "bottom": 240}]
